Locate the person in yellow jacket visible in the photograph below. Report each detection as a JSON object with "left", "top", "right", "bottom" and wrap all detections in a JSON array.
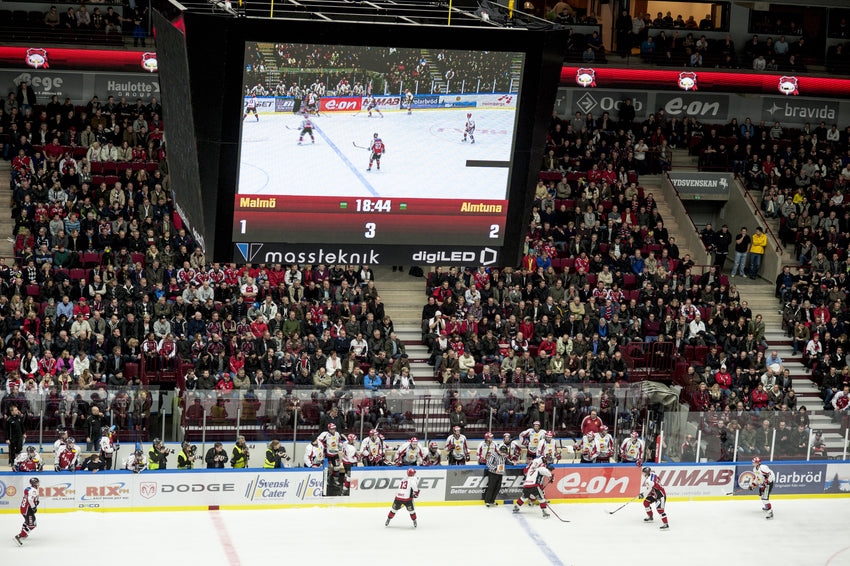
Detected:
[
  {"left": 264, "top": 439, "right": 287, "bottom": 468},
  {"left": 231, "top": 436, "right": 249, "bottom": 468},
  {"left": 749, "top": 226, "right": 767, "bottom": 279}
]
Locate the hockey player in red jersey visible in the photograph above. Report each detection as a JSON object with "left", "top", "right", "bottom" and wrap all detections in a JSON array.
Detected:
[
  {"left": 13, "top": 446, "right": 43, "bottom": 472},
  {"left": 367, "top": 133, "right": 385, "bottom": 172},
  {"left": 749, "top": 456, "right": 775, "bottom": 519},
  {"left": 462, "top": 113, "right": 475, "bottom": 144},
  {"left": 512, "top": 454, "right": 554, "bottom": 519},
  {"left": 385, "top": 468, "right": 419, "bottom": 528},
  {"left": 14, "top": 477, "right": 39, "bottom": 545},
  {"left": 640, "top": 466, "right": 669, "bottom": 529}
]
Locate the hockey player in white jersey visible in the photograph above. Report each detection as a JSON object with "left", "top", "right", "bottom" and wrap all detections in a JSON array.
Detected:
[
  {"left": 640, "top": 466, "right": 670, "bottom": 529},
  {"left": 596, "top": 425, "right": 615, "bottom": 463},
  {"left": 535, "top": 430, "right": 561, "bottom": 462},
  {"left": 298, "top": 112, "right": 315, "bottom": 145},
  {"left": 477, "top": 432, "right": 498, "bottom": 465},
  {"left": 423, "top": 441, "right": 442, "bottom": 466},
  {"left": 307, "top": 91, "right": 320, "bottom": 116},
  {"left": 395, "top": 437, "right": 425, "bottom": 466},
  {"left": 404, "top": 88, "right": 414, "bottom": 115},
  {"left": 446, "top": 426, "right": 469, "bottom": 465},
  {"left": 360, "top": 429, "right": 387, "bottom": 466},
  {"left": 576, "top": 431, "right": 598, "bottom": 463},
  {"left": 340, "top": 434, "right": 360, "bottom": 494},
  {"left": 125, "top": 449, "right": 148, "bottom": 473},
  {"left": 749, "top": 456, "right": 775, "bottom": 519},
  {"left": 501, "top": 433, "right": 523, "bottom": 464},
  {"left": 512, "top": 454, "right": 554, "bottom": 518},
  {"left": 244, "top": 92, "right": 259, "bottom": 122},
  {"left": 385, "top": 468, "right": 419, "bottom": 528},
  {"left": 462, "top": 113, "right": 475, "bottom": 143},
  {"left": 519, "top": 421, "right": 545, "bottom": 462},
  {"left": 304, "top": 438, "right": 325, "bottom": 468},
  {"left": 364, "top": 95, "right": 383, "bottom": 118},
  {"left": 620, "top": 431, "right": 645, "bottom": 463},
  {"left": 318, "top": 423, "right": 344, "bottom": 484},
  {"left": 99, "top": 426, "right": 118, "bottom": 470}
]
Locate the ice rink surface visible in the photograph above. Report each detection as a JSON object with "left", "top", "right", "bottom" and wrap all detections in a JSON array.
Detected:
[
  {"left": 238, "top": 108, "right": 517, "bottom": 200},
  {"left": 6, "top": 498, "right": 850, "bottom": 565}
]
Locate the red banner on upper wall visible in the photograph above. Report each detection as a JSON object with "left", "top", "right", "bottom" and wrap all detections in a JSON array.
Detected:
[
  {"left": 561, "top": 66, "right": 850, "bottom": 98},
  {"left": 0, "top": 46, "right": 155, "bottom": 73}
]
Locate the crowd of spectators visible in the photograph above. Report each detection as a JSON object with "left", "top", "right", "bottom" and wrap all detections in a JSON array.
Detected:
[
  {"left": 428, "top": 49, "right": 516, "bottom": 93},
  {"left": 0, "top": 4, "right": 147, "bottom": 46}
]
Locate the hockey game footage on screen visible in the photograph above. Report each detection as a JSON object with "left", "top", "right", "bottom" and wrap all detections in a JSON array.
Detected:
[{"left": 237, "top": 42, "right": 524, "bottom": 201}]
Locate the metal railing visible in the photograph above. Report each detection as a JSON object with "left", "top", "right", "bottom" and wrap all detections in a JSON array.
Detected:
[{"left": 734, "top": 174, "right": 784, "bottom": 255}]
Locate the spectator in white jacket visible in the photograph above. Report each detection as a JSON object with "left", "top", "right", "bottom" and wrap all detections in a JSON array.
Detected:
[{"left": 100, "top": 141, "right": 118, "bottom": 162}]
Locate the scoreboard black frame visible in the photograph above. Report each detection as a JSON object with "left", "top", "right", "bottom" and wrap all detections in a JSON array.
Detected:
[{"left": 155, "top": 7, "right": 566, "bottom": 266}]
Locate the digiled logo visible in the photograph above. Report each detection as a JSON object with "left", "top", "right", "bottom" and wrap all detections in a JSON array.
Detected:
[
  {"left": 576, "top": 68, "right": 596, "bottom": 88},
  {"left": 778, "top": 76, "right": 798, "bottom": 96},
  {"left": 25, "top": 48, "right": 49, "bottom": 69},
  {"left": 678, "top": 72, "right": 698, "bottom": 91}
]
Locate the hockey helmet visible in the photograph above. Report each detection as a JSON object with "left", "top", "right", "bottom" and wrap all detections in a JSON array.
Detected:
[
  {"left": 347, "top": 434, "right": 356, "bottom": 443},
  {"left": 29, "top": 477, "right": 39, "bottom": 488},
  {"left": 503, "top": 433, "right": 512, "bottom": 441},
  {"left": 467, "top": 112, "right": 472, "bottom": 118},
  {"left": 545, "top": 430, "right": 554, "bottom": 439},
  {"left": 453, "top": 426, "right": 461, "bottom": 434},
  {"left": 484, "top": 432, "right": 493, "bottom": 440},
  {"left": 407, "top": 467, "right": 416, "bottom": 477},
  {"left": 429, "top": 441, "right": 439, "bottom": 450},
  {"left": 600, "top": 425, "right": 609, "bottom": 433},
  {"left": 543, "top": 454, "right": 554, "bottom": 464},
  {"left": 532, "top": 420, "right": 541, "bottom": 428},
  {"left": 328, "top": 423, "right": 337, "bottom": 431},
  {"left": 752, "top": 456, "right": 762, "bottom": 466},
  {"left": 369, "top": 429, "right": 378, "bottom": 437},
  {"left": 499, "top": 444, "right": 509, "bottom": 454},
  {"left": 26, "top": 446, "right": 36, "bottom": 455},
  {"left": 642, "top": 466, "right": 652, "bottom": 476},
  {"left": 410, "top": 437, "right": 418, "bottom": 444},
  {"left": 134, "top": 449, "right": 143, "bottom": 458},
  {"left": 630, "top": 431, "right": 640, "bottom": 439},
  {"left": 373, "top": 133, "right": 379, "bottom": 138},
  {"left": 66, "top": 437, "right": 75, "bottom": 445},
  {"left": 101, "top": 426, "right": 110, "bottom": 434}
]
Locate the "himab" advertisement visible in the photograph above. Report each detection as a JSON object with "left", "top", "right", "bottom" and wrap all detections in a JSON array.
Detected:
[{"left": 652, "top": 466, "right": 735, "bottom": 497}]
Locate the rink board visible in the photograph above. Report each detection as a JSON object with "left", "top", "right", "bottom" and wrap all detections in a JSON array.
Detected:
[{"left": 1, "top": 461, "right": 847, "bottom": 514}]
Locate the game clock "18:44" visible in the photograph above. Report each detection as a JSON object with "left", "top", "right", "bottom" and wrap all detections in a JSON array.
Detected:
[{"left": 353, "top": 199, "right": 392, "bottom": 212}]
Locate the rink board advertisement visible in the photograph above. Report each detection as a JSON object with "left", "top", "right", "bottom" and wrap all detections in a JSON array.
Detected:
[
  {"left": 734, "top": 463, "right": 827, "bottom": 495},
  {"left": 547, "top": 466, "right": 642, "bottom": 500},
  {"left": 348, "top": 468, "right": 446, "bottom": 503},
  {"left": 651, "top": 465, "right": 735, "bottom": 497},
  {"left": 443, "top": 467, "right": 526, "bottom": 501},
  {"left": 0, "top": 470, "right": 324, "bottom": 511},
  {"left": 823, "top": 463, "right": 850, "bottom": 494}
]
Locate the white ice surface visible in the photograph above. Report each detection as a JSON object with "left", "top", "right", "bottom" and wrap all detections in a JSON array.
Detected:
[
  {"left": 6, "top": 498, "right": 850, "bottom": 565},
  {"left": 238, "top": 108, "right": 517, "bottom": 200}
]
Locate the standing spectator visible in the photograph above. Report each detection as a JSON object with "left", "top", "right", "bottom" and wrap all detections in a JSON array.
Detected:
[
  {"left": 449, "top": 402, "right": 467, "bottom": 433},
  {"left": 748, "top": 227, "right": 767, "bottom": 279},
  {"left": 16, "top": 82, "right": 36, "bottom": 113},
  {"left": 731, "top": 227, "right": 751, "bottom": 278}
]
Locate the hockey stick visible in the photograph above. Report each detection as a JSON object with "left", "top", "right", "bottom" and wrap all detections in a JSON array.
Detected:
[
  {"left": 285, "top": 125, "right": 300, "bottom": 130},
  {"left": 352, "top": 142, "right": 370, "bottom": 150},
  {"left": 608, "top": 495, "right": 640, "bottom": 515},
  {"left": 546, "top": 504, "right": 570, "bottom": 523},
  {"left": 725, "top": 488, "right": 750, "bottom": 496}
]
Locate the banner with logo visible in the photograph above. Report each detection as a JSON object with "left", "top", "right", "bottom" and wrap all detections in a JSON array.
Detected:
[
  {"left": 652, "top": 465, "right": 735, "bottom": 497},
  {"left": 443, "top": 467, "right": 526, "bottom": 501},
  {"left": 475, "top": 94, "right": 518, "bottom": 109},
  {"left": 348, "top": 468, "right": 446, "bottom": 502},
  {"left": 568, "top": 90, "right": 649, "bottom": 120},
  {"left": 668, "top": 172, "right": 732, "bottom": 197},
  {"left": 734, "top": 462, "right": 827, "bottom": 495},
  {"left": 0, "top": 470, "right": 323, "bottom": 511},
  {"left": 547, "top": 465, "right": 642, "bottom": 500},
  {"left": 412, "top": 94, "right": 441, "bottom": 109},
  {"left": 319, "top": 97, "right": 362, "bottom": 112},
  {"left": 439, "top": 94, "right": 477, "bottom": 109},
  {"left": 243, "top": 97, "right": 276, "bottom": 113},
  {"left": 823, "top": 463, "right": 850, "bottom": 495},
  {"left": 372, "top": 95, "right": 402, "bottom": 109},
  {"left": 92, "top": 74, "right": 161, "bottom": 102},
  {"left": 275, "top": 97, "right": 295, "bottom": 112}
]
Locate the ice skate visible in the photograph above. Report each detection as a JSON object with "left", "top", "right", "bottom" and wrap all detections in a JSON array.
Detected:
[
  {"left": 412, "top": 519, "right": 417, "bottom": 528},
  {"left": 542, "top": 509, "right": 550, "bottom": 519},
  {"left": 660, "top": 523, "right": 670, "bottom": 530},
  {"left": 766, "top": 510, "right": 773, "bottom": 519},
  {"left": 385, "top": 517, "right": 390, "bottom": 527},
  {"left": 14, "top": 535, "right": 22, "bottom": 546},
  {"left": 512, "top": 504, "right": 520, "bottom": 513},
  {"left": 644, "top": 516, "right": 654, "bottom": 522}
]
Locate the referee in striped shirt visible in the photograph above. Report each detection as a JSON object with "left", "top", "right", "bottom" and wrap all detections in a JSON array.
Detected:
[{"left": 484, "top": 444, "right": 510, "bottom": 507}]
